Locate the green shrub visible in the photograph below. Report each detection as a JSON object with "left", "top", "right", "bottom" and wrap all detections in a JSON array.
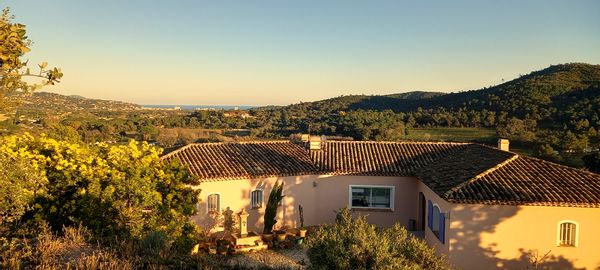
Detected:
[
  {"left": 306, "top": 208, "right": 451, "bottom": 270},
  {"left": 0, "top": 153, "right": 46, "bottom": 233}
]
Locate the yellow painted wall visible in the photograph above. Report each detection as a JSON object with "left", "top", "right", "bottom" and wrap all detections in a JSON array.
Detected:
[{"left": 449, "top": 204, "right": 600, "bottom": 270}]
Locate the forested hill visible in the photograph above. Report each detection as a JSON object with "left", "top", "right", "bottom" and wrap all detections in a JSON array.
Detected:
[
  {"left": 15, "top": 92, "right": 141, "bottom": 113},
  {"left": 253, "top": 91, "right": 446, "bottom": 115},
  {"left": 261, "top": 63, "right": 600, "bottom": 116},
  {"left": 247, "top": 63, "right": 600, "bottom": 164},
  {"left": 401, "top": 63, "right": 600, "bottom": 115}
]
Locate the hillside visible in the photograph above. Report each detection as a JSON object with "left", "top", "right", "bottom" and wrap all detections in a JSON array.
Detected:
[
  {"left": 253, "top": 90, "right": 445, "bottom": 116},
  {"left": 402, "top": 63, "right": 600, "bottom": 114},
  {"left": 245, "top": 63, "right": 600, "bottom": 168},
  {"left": 266, "top": 63, "right": 600, "bottom": 117},
  {"left": 254, "top": 63, "right": 600, "bottom": 129},
  {"left": 15, "top": 92, "right": 141, "bottom": 113}
]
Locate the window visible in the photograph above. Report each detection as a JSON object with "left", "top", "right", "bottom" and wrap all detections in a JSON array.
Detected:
[
  {"left": 432, "top": 205, "right": 441, "bottom": 236},
  {"left": 557, "top": 221, "right": 578, "bottom": 247},
  {"left": 207, "top": 193, "right": 220, "bottom": 213},
  {"left": 349, "top": 185, "right": 394, "bottom": 210},
  {"left": 251, "top": 189, "right": 263, "bottom": 209}
]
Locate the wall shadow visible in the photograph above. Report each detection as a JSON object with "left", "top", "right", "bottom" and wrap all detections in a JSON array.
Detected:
[{"left": 450, "top": 204, "right": 582, "bottom": 270}]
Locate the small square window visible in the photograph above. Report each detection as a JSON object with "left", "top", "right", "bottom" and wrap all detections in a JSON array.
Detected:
[
  {"left": 558, "top": 222, "right": 578, "bottom": 247},
  {"left": 251, "top": 189, "right": 263, "bottom": 209},
  {"left": 207, "top": 194, "right": 220, "bottom": 213}
]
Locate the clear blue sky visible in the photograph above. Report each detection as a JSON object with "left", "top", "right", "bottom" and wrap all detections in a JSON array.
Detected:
[{"left": 3, "top": 0, "right": 600, "bottom": 105}]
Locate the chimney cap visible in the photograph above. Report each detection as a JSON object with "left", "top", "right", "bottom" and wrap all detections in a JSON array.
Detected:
[
  {"left": 498, "top": 139, "right": 510, "bottom": 151},
  {"left": 309, "top": 135, "right": 322, "bottom": 142}
]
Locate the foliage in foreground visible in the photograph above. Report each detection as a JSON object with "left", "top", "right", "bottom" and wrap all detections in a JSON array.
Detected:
[
  {"left": 306, "top": 208, "right": 451, "bottom": 270},
  {"left": 0, "top": 222, "right": 218, "bottom": 270},
  {"left": 0, "top": 133, "right": 200, "bottom": 250}
]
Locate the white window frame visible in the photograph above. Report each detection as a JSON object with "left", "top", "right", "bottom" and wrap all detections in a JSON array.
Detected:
[
  {"left": 348, "top": 185, "right": 395, "bottom": 211},
  {"left": 556, "top": 220, "right": 579, "bottom": 247},
  {"left": 250, "top": 189, "right": 264, "bottom": 209},
  {"left": 206, "top": 193, "right": 221, "bottom": 213}
]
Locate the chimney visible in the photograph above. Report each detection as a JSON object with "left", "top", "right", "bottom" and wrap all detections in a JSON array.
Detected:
[
  {"left": 309, "top": 135, "right": 324, "bottom": 150},
  {"left": 498, "top": 139, "right": 510, "bottom": 151}
]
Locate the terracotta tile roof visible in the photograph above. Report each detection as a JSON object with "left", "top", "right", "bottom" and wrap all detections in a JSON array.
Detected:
[
  {"left": 163, "top": 140, "right": 600, "bottom": 207},
  {"left": 415, "top": 144, "right": 517, "bottom": 198},
  {"left": 162, "top": 141, "right": 318, "bottom": 180},
  {"left": 447, "top": 154, "right": 600, "bottom": 207},
  {"left": 311, "top": 141, "right": 468, "bottom": 176}
]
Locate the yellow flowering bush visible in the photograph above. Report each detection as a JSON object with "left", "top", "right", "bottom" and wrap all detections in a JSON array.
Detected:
[
  {"left": 0, "top": 152, "right": 46, "bottom": 231},
  {"left": 0, "top": 133, "right": 200, "bottom": 248}
]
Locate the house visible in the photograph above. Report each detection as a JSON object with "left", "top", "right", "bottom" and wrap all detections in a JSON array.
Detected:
[
  {"left": 222, "top": 110, "right": 251, "bottom": 118},
  {"left": 162, "top": 137, "right": 600, "bottom": 270}
]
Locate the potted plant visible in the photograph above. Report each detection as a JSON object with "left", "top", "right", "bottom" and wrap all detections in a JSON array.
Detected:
[
  {"left": 297, "top": 204, "right": 307, "bottom": 237},
  {"left": 298, "top": 228, "right": 307, "bottom": 238},
  {"left": 262, "top": 232, "right": 274, "bottom": 242}
]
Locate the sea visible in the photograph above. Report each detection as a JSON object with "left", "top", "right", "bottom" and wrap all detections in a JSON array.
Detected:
[{"left": 142, "top": 105, "right": 255, "bottom": 110}]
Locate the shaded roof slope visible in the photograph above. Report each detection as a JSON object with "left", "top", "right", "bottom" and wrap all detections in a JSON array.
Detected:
[
  {"left": 415, "top": 144, "right": 517, "bottom": 198},
  {"left": 448, "top": 155, "right": 600, "bottom": 207}
]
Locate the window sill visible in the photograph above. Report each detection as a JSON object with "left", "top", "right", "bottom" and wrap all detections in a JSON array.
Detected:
[{"left": 351, "top": 207, "right": 393, "bottom": 213}]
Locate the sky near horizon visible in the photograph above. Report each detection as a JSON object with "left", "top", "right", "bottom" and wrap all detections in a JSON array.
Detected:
[{"left": 3, "top": 1, "right": 600, "bottom": 106}]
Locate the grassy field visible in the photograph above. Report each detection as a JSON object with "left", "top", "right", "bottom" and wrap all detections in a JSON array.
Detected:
[{"left": 403, "top": 127, "right": 497, "bottom": 143}]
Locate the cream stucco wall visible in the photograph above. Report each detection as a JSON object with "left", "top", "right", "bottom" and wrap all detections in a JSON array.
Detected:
[
  {"left": 191, "top": 175, "right": 419, "bottom": 233},
  {"left": 191, "top": 175, "right": 600, "bottom": 270},
  {"left": 449, "top": 204, "right": 600, "bottom": 270}
]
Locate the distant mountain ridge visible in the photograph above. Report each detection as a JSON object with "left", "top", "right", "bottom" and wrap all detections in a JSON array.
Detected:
[
  {"left": 16, "top": 92, "right": 140, "bottom": 112},
  {"left": 260, "top": 63, "right": 600, "bottom": 117},
  {"left": 401, "top": 63, "right": 600, "bottom": 113}
]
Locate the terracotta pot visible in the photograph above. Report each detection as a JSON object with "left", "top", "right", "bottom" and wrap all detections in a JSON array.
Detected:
[
  {"left": 298, "top": 229, "right": 307, "bottom": 238},
  {"left": 262, "top": 233, "right": 274, "bottom": 242},
  {"left": 276, "top": 231, "right": 287, "bottom": 242}
]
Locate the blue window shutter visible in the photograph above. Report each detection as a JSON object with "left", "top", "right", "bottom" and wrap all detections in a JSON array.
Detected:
[
  {"left": 439, "top": 213, "right": 446, "bottom": 244},
  {"left": 427, "top": 200, "right": 433, "bottom": 229}
]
